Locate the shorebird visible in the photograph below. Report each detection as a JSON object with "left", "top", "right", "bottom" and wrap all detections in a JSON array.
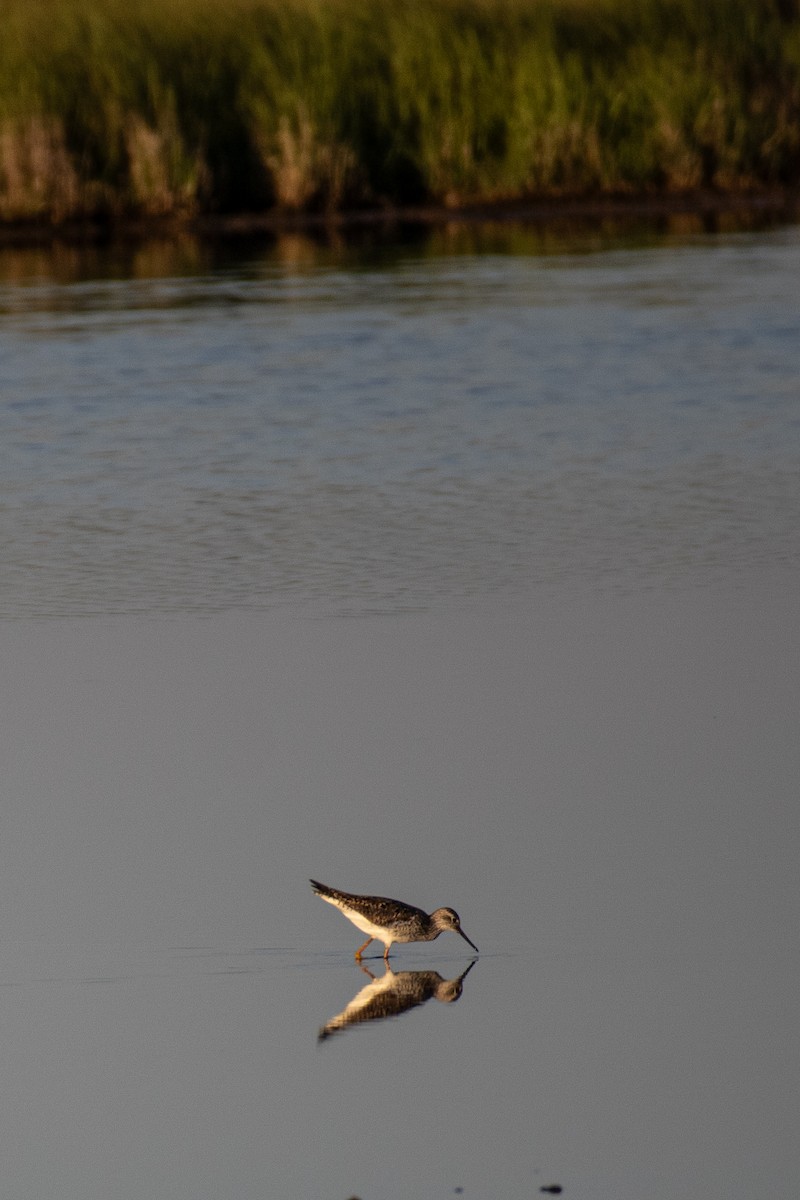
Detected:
[{"left": 310, "top": 880, "right": 479, "bottom": 960}]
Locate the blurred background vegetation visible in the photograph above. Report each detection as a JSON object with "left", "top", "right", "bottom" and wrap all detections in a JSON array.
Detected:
[{"left": 1, "top": 0, "right": 798, "bottom": 223}]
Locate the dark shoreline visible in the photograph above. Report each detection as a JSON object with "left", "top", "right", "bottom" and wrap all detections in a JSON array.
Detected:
[{"left": 1, "top": 187, "right": 798, "bottom": 247}]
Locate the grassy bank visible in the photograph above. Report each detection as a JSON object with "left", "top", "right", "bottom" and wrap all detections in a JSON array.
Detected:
[{"left": 1, "top": 0, "right": 799, "bottom": 223}]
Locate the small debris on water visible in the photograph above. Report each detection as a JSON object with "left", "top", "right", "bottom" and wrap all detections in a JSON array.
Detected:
[{"left": 540, "top": 1187, "right": 563, "bottom": 1195}]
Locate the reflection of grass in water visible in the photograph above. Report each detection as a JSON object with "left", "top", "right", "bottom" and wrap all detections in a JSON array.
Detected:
[{"left": 1, "top": 0, "right": 798, "bottom": 221}]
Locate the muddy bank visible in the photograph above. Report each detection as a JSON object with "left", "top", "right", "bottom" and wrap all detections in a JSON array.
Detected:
[{"left": 1, "top": 187, "right": 798, "bottom": 248}]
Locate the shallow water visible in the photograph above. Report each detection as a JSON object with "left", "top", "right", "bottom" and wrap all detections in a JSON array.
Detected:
[
  {"left": 1, "top": 593, "right": 797, "bottom": 1200},
  {"left": 0, "top": 223, "right": 798, "bottom": 1200}
]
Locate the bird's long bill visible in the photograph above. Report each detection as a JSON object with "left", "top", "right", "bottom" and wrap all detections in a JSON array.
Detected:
[{"left": 458, "top": 927, "right": 479, "bottom": 954}]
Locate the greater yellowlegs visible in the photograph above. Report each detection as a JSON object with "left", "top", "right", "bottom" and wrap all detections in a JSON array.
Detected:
[{"left": 310, "top": 880, "right": 479, "bottom": 960}]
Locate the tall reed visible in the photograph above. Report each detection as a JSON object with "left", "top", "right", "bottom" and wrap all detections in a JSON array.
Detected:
[{"left": 0, "top": 0, "right": 798, "bottom": 221}]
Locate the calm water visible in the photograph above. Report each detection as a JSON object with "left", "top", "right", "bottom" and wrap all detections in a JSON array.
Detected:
[{"left": 0, "top": 222, "right": 798, "bottom": 1200}]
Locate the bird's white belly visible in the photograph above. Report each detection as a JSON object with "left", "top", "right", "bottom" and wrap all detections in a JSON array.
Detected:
[
  {"left": 324, "top": 897, "right": 391, "bottom": 944},
  {"left": 343, "top": 909, "right": 390, "bottom": 943}
]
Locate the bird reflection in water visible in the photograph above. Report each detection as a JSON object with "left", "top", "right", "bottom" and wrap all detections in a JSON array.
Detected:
[{"left": 318, "top": 960, "right": 475, "bottom": 1042}]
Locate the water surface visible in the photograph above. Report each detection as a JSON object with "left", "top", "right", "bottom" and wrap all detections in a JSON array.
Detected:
[
  {"left": 2, "top": 224, "right": 798, "bottom": 615},
  {"left": 0, "top": 222, "right": 798, "bottom": 1200}
]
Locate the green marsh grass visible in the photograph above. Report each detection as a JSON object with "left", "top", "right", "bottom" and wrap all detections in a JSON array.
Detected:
[{"left": 1, "top": 0, "right": 798, "bottom": 222}]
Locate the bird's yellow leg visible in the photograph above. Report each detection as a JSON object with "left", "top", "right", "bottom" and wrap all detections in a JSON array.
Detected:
[
  {"left": 355, "top": 938, "right": 373, "bottom": 961},
  {"left": 383, "top": 943, "right": 392, "bottom": 961}
]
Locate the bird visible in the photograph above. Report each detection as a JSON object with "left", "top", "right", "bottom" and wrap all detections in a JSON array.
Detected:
[{"left": 310, "top": 879, "right": 479, "bottom": 961}]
